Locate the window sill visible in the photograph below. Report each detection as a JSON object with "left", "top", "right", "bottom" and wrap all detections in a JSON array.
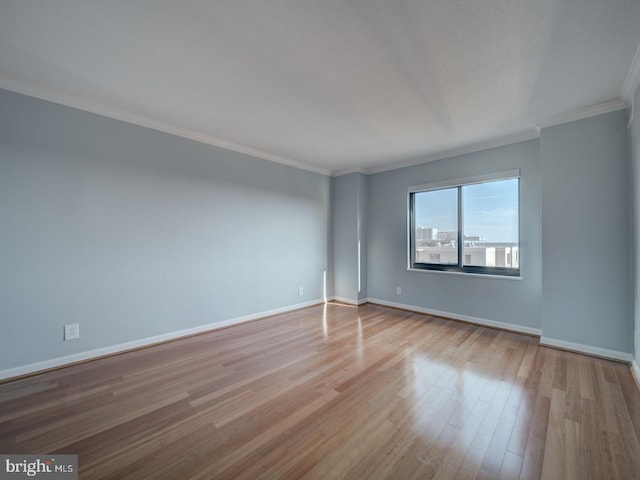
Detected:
[{"left": 407, "top": 267, "right": 522, "bottom": 280}]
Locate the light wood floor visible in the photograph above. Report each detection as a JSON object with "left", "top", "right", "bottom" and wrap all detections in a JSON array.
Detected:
[{"left": 1, "top": 303, "right": 639, "bottom": 479}]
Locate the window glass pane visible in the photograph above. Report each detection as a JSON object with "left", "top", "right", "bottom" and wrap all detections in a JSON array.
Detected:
[
  {"left": 462, "top": 179, "right": 518, "bottom": 268},
  {"left": 414, "top": 188, "right": 458, "bottom": 265}
]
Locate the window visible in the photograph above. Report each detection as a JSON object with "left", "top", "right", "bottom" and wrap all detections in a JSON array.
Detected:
[{"left": 409, "top": 171, "right": 520, "bottom": 277}]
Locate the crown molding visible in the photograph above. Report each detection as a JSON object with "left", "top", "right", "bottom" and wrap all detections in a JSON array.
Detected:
[
  {"left": 622, "top": 41, "right": 640, "bottom": 104},
  {"left": 331, "top": 167, "right": 371, "bottom": 177},
  {"left": 0, "top": 76, "right": 331, "bottom": 176},
  {"left": 535, "top": 99, "right": 627, "bottom": 129},
  {"left": 364, "top": 98, "right": 627, "bottom": 175},
  {"left": 364, "top": 128, "right": 540, "bottom": 175},
  {"left": 3, "top": 75, "right": 634, "bottom": 179}
]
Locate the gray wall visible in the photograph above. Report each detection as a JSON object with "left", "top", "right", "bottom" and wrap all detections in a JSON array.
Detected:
[
  {"left": 0, "top": 89, "right": 331, "bottom": 370},
  {"left": 367, "top": 140, "right": 542, "bottom": 330},
  {"left": 631, "top": 85, "right": 640, "bottom": 366},
  {"left": 540, "top": 110, "right": 632, "bottom": 353},
  {"left": 332, "top": 173, "right": 368, "bottom": 303},
  {"left": 357, "top": 173, "right": 368, "bottom": 302},
  {"left": 2, "top": 86, "right": 636, "bottom": 372}
]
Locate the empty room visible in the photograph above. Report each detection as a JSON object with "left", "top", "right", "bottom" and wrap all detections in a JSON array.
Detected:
[{"left": 1, "top": 1, "right": 640, "bottom": 479}]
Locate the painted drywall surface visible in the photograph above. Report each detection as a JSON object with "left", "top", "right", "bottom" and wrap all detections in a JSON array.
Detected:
[
  {"left": 0, "top": 89, "right": 331, "bottom": 370},
  {"left": 631, "top": 85, "right": 640, "bottom": 365},
  {"left": 540, "top": 110, "right": 631, "bottom": 353},
  {"left": 332, "top": 173, "right": 359, "bottom": 302},
  {"left": 326, "top": 180, "right": 335, "bottom": 300},
  {"left": 332, "top": 172, "right": 368, "bottom": 303},
  {"left": 357, "top": 173, "right": 368, "bottom": 302},
  {"left": 367, "top": 140, "right": 542, "bottom": 329}
]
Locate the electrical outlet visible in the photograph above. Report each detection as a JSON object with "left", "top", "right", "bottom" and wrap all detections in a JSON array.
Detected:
[
  {"left": 396, "top": 286, "right": 402, "bottom": 295},
  {"left": 298, "top": 286, "right": 304, "bottom": 296},
  {"left": 64, "top": 323, "right": 80, "bottom": 341}
]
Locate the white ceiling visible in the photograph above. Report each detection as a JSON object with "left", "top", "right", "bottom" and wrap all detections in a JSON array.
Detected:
[{"left": 1, "top": 1, "right": 639, "bottom": 175}]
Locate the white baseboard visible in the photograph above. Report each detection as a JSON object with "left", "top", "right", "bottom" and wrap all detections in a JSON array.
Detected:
[
  {"left": 328, "top": 296, "right": 367, "bottom": 306},
  {"left": 366, "top": 297, "right": 542, "bottom": 336},
  {"left": 0, "top": 299, "right": 325, "bottom": 382},
  {"left": 539, "top": 336, "right": 634, "bottom": 363},
  {"left": 630, "top": 360, "right": 640, "bottom": 389}
]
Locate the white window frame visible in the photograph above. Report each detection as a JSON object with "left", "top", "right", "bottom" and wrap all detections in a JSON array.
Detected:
[{"left": 407, "top": 170, "right": 521, "bottom": 278}]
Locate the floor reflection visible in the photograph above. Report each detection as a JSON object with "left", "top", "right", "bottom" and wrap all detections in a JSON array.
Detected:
[{"left": 407, "top": 348, "right": 526, "bottom": 460}]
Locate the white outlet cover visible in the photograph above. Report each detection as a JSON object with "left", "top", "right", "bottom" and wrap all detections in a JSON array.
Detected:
[{"left": 64, "top": 323, "right": 79, "bottom": 340}]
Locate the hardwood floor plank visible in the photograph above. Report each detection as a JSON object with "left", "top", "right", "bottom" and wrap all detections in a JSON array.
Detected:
[
  {"left": 519, "top": 393, "right": 551, "bottom": 479},
  {"left": 563, "top": 419, "right": 581, "bottom": 479},
  {"left": 498, "top": 450, "right": 523, "bottom": 480},
  {"left": 0, "top": 303, "right": 638, "bottom": 479},
  {"left": 540, "top": 388, "right": 565, "bottom": 478},
  {"left": 477, "top": 379, "right": 525, "bottom": 477}
]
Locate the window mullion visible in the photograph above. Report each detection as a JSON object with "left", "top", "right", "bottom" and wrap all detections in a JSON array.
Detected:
[{"left": 457, "top": 186, "right": 463, "bottom": 269}]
